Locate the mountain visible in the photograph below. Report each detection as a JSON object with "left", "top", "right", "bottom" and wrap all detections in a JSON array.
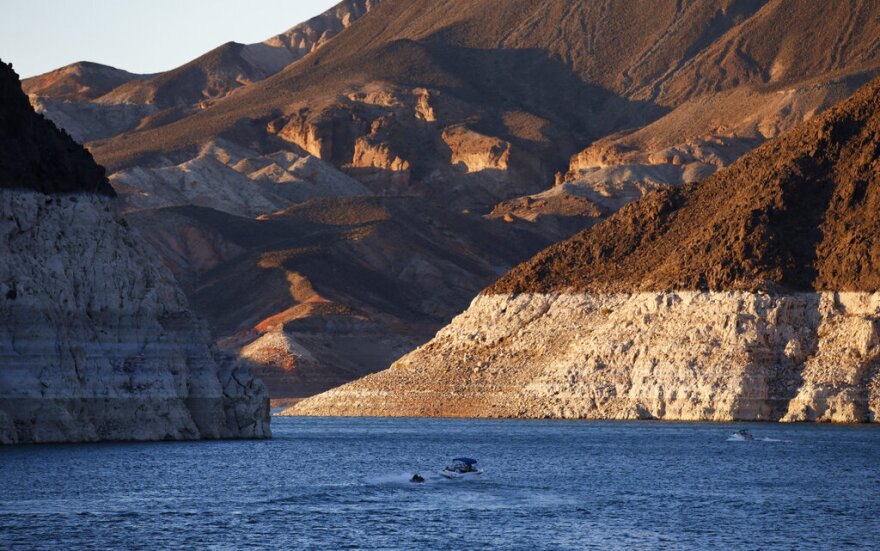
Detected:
[
  {"left": 92, "top": 0, "right": 880, "bottom": 185},
  {"left": 0, "top": 61, "right": 269, "bottom": 444},
  {"left": 21, "top": 61, "right": 148, "bottom": 102},
  {"left": 28, "top": 0, "right": 880, "bottom": 400},
  {"left": 127, "top": 196, "right": 545, "bottom": 396},
  {"left": 289, "top": 74, "right": 880, "bottom": 423},
  {"left": 23, "top": 0, "right": 381, "bottom": 142}
]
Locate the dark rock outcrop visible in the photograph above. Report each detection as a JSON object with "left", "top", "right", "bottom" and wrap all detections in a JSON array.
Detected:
[{"left": 0, "top": 61, "right": 113, "bottom": 195}]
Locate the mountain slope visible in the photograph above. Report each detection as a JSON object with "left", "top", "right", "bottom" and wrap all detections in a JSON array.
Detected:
[
  {"left": 25, "top": 0, "right": 381, "bottom": 143},
  {"left": 0, "top": 61, "right": 269, "bottom": 443},
  {"left": 290, "top": 75, "right": 880, "bottom": 423},
  {"left": 86, "top": 0, "right": 880, "bottom": 238},
  {"left": 93, "top": 0, "right": 880, "bottom": 168}
]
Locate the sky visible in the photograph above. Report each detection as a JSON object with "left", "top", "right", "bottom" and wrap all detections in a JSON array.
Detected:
[{"left": 0, "top": 0, "right": 340, "bottom": 78}]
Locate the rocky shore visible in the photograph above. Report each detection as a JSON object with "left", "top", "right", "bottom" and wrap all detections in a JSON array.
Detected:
[{"left": 289, "top": 292, "right": 878, "bottom": 422}]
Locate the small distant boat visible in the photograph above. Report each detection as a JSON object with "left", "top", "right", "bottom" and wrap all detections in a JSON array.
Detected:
[
  {"left": 410, "top": 473, "right": 425, "bottom": 483},
  {"left": 731, "top": 429, "right": 755, "bottom": 441},
  {"left": 439, "top": 457, "right": 481, "bottom": 479}
]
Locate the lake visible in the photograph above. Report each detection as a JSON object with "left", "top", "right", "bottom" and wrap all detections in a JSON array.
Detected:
[{"left": 1, "top": 416, "right": 878, "bottom": 549}]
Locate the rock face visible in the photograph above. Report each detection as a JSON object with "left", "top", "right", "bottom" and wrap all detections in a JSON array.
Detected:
[
  {"left": 110, "top": 139, "right": 370, "bottom": 217},
  {"left": 0, "top": 193, "right": 271, "bottom": 444},
  {"left": 0, "top": 62, "right": 270, "bottom": 444},
  {"left": 289, "top": 76, "right": 880, "bottom": 423}
]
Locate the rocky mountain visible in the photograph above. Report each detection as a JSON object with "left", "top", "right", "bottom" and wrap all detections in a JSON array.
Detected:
[
  {"left": 92, "top": 0, "right": 880, "bottom": 202},
  {"left": 0, "top": 61, "right": 270, "bottom": 444},
  {"left": 289, "top": 75, "right": 880, "bottom": 423},
  {"left": 26, "top": 0, "right": 880, "bottom": 401},
  {"left": 23, "top": 0, "right": 381, "bottom": 143}
]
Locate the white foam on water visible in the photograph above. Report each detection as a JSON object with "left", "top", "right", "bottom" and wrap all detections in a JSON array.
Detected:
[
  {"left": 726, "top": 435, "right": 792, "bottom": 443},
  {"left": 366, "top": 472, "right": 452, "bottom": 486}
]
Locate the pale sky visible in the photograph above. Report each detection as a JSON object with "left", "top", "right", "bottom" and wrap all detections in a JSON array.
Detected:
[{"left": 0, "top": 0, "right": 340, "bottom": 78}]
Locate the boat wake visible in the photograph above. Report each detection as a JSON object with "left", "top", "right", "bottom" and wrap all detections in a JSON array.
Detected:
[
  {"left": 726, "top": 435, "right": 791, "bottom": 443},
  {"left": 368, "top": 471, "right": 486, "bottom": 486}
]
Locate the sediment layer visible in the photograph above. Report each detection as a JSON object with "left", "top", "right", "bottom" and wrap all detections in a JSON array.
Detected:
[
  {"left": 0, "top": 191, "right": 270, "bottom": 443},
  {"left": 289, "top": 292, "right": 880, "bottom": 422}
]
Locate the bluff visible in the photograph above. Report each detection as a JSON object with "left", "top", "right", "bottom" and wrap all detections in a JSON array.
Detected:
[
  {"left": 0, "top": 61, "right": 270, "bottom": 443},
  {"left": 289, "top": 76, "right": 880, "bottom": 423}
]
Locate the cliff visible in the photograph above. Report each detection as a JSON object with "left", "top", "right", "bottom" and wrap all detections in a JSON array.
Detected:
[
  {"left": 288, "top": 76, "right": 880, "bottom": 423},
  {"left": 0, "top": 61, "right": 270, "bottom": 443}
]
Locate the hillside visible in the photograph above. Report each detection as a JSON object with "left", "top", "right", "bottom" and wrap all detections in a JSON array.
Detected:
[
  {"left": 290, "top": 75, "right": 880, "bottom": 423},
  {"left": 490, "top": 76, "right": 880, "bottom": 294}
]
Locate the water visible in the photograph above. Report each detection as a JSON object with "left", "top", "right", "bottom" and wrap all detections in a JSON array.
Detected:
[{"left": 1, "top": 416, "right": 879, "bottom": 550}]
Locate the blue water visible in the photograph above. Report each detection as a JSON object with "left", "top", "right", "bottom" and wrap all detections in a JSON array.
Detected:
[{"left": 1, "top": 416, "right": 879, "bottom": 550}]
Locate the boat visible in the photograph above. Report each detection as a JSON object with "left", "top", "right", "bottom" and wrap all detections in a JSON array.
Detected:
[
  {"left": 731, "top": 429, "right": 755, "bottom": 441},
  {"left": 439, "top": 457, "right": 481, "bottom": 479}
]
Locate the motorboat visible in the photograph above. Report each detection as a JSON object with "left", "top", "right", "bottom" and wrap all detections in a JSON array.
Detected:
[
  {"left": 439, "top": 457, "right": 481, "bottom": 479},
  {"left": 731, "top": 429, "right": 755, "bottom": 441}
]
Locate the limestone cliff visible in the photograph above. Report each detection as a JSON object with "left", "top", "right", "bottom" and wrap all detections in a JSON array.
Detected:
[
  {"left": 0, "top": 61, "right": 270, "bottom": 443},
  {"left": 288, "top": 76, "right": 880, "bottom": 423}
]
